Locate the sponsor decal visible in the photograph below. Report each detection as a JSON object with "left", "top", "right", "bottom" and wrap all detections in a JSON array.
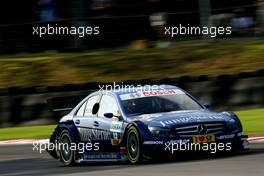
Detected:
[
  {"left": 84, "top": 152, "right": 119, "bottom": 159},
  {"left": 159, "top": 115, "right": 226, "bottom": 127},
  {"left": 193, "top": 135, "right": 216, "bottom": 143},
  {"left": 129, "top": 92, "right": 142, "bottom": 98},
  {"left": 111, "top": 132, "right": 121, "bottom": 145},
  {"left": 79, "top": 127, "right": 122, "bottom": 145},
  {"left": 140, "top": 114, "right": 162, "bottom": 121},
  {"left": 169, "top": 139, "right": 190, "bottom": 144},
  {"left": 78, "top": 128, "right": 111, "bottom": 141},
  {"left": 144, "top": 141, "right": 164, "bottom": 145},
  {"left": 217, "top": 134, "right": 235, "bottom": 140},
  {"left": 119, "top": 89, "right": 184, "bottom": 100},
  {"left": 110, "top": 122, "right": 123, "bottom": 145},
  {"left": 110, "top": 121, "right": 123, "bottom": 133},
  {"left": 143, "top": 89, "right": 183, "bottom": 96}
]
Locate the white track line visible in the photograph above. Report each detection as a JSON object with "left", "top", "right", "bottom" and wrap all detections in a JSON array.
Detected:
[{"left": 0, "top": 139, "right": 49, "bottom": 145}]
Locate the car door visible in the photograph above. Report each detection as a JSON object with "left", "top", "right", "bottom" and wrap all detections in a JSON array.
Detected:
[
  {"left": 73, "top": 94, "right": 100, "bottom": 144},
  {"left": 95, "top": 93, "right": 124, "bottom": 155}
]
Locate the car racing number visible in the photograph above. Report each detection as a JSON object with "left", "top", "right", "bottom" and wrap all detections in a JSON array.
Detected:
[{"left": 110, "top": 121, "right": 123, "bottom": 146}]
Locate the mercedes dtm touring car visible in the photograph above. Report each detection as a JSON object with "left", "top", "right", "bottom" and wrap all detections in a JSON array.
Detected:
[{"left": 47, "top": 85, "right": 248, "bottom": 165}]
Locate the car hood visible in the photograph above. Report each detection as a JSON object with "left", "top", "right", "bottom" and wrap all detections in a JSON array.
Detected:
[{"left": 132, "top": 110, "right": 233, "bottom": 128}]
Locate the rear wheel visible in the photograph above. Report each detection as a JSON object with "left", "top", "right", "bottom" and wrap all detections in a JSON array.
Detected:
[
  {"left": 126, "top": 126, "right": 142, "bottom": 164},
  {"left": 58, "top": 129, "right": 76, "bottom": 166}
]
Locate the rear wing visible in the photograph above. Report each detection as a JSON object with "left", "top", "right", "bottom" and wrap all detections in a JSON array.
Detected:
[{"left": 47, "top": 95, "right": 86, "bottom": 120}]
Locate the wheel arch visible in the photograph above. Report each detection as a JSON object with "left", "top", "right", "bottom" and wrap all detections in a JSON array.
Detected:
[
  {"left": 56, "top": 121, "right": 81, "bottom": 144},
  {"left": 122, "top": 121, "right": 149, "bottom": 148}
]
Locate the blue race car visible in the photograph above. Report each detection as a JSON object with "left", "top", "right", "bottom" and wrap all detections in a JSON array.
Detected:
[{"left": 47, "top": 85, "right": 248, "bottom": 166}]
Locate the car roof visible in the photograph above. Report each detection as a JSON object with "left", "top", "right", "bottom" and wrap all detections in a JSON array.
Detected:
[{"left": 96, "top": 85, "right": 180, "bottom": 95}]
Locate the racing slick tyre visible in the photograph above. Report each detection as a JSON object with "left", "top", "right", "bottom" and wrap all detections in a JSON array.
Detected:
[
  {"left": 58, "top": 129, "right": 76, "bottom": 166},
  {"left": 126, "top": 126, "right": 142, "bottom": 164}
]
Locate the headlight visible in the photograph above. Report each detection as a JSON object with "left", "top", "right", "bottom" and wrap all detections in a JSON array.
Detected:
[
  {"left": 148, "top": 126, "right": 176, "bottom": 138},
  {"left": 225, "top": 119, "right": 238, "bottom": 132}
]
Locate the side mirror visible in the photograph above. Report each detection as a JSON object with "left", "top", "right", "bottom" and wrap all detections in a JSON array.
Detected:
[
  {"left": 203, "top": 103, "right": 211, "bottom": 109},
  {"left": 92, "top": 103, "right": 99, "bottom": 115},
  {"left": 104, "top": 113, "right": 113, "bottom": 118}
]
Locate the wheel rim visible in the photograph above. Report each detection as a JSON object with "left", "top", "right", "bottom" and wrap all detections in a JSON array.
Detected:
[
  {"left": 60, "top": 133, "right": 72, "bottom": 163},
  {"left": 128, "top": 131, "right": 139, "bottom": 160}
]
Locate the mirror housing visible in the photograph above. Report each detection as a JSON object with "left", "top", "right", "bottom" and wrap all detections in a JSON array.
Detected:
[
  {"left": 104, "top": 113, "right": 122, "bottom": 120},
  {"left": 104, "top": 113, "right": 114, "bottom": 118}
]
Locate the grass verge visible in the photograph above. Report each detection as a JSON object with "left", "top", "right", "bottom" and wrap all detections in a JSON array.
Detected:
[
  {"left": 0, "top": 108, "right": 263, "bottom": 141},
  {"left": 236, "top": 108, "right": 264, "bottom": 136},
  {"left": 0, "top": 38, "right": 264, "bottom": 88},
  {"left": 0, "top": 125, "right": 56, "bottom": 141}
]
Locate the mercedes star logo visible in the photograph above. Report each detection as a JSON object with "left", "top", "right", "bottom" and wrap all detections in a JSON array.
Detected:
[{"left": 197, "top": 124, "right": 207, "bottom": 134}]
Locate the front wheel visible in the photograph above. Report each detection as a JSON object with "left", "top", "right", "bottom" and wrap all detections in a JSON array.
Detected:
[{"left": 126, "top": 126, "right": 142, "bottom": 164}]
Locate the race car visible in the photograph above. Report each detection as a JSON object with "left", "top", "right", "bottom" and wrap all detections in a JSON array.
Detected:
[{"left": 47, "top": 85, "right": 248, "bottom": 166}]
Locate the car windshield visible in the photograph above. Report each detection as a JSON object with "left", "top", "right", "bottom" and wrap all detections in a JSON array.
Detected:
[{"left": 120, "top": 90, "right": 203, "bottom": 116}]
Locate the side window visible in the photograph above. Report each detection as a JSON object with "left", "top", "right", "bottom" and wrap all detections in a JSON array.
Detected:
[
  {"left": 76, "top": 101, "right": 87, "bottom": 116},
  {"left": 84, "top": 95, "right": 99, "bottom": 116},
  {"left": 98, "top": 95, "right": 119, "bottom": 118}
]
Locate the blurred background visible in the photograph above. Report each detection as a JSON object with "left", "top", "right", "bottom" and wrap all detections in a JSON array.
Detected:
[
  {"left": 0, "top": 0, "right": 261, "bottom": 52},
  {"left": 0, "top": 0, "right": 263, "bottom": 138}
]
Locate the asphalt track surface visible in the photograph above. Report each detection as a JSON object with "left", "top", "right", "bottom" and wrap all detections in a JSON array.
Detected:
[{"left": 0, "top": 143, "right": 263, "bottom": 176}]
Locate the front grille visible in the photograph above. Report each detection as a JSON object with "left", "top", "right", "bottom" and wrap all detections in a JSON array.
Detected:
[{"left": 176, "top": 123, "right": 224, "bottom": 137}]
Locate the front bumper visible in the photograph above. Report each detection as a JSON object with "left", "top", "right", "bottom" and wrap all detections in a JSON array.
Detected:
[{"left": 142, "top": 133, "right": 249, "bottom": 157}]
